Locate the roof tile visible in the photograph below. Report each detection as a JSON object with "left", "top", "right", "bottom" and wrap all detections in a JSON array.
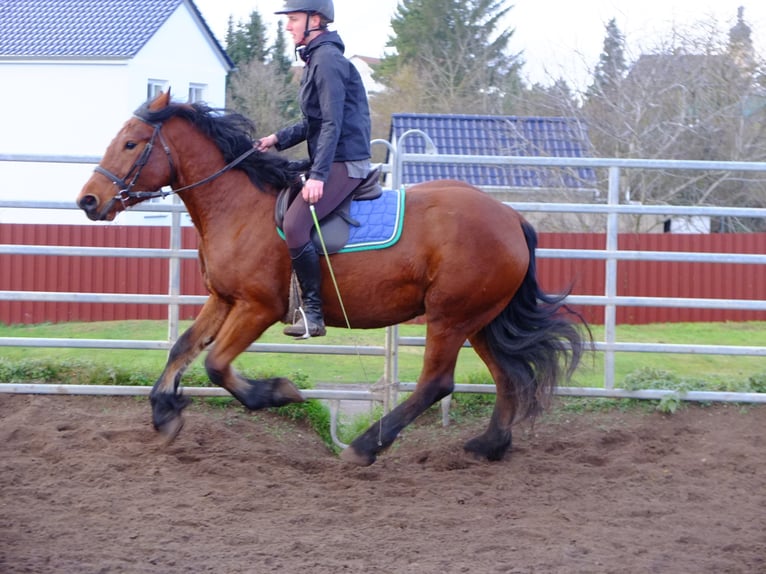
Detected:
[
  {"left": 390, "top": 113, "right": 597, "bottom": 190},
  {"left": 0, "top": 0, "right": 225, "bottom": 62}
]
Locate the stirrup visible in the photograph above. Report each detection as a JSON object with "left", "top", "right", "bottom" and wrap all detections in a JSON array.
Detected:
[
  {"left": 286, "top": 307, "right": 312, "bottom": 340},
  {"left": 283, "top": 307, "right": 326, "bottom": 339}
]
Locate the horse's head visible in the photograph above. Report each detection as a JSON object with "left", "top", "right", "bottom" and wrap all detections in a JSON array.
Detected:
[
  {"left": 77, "top": 91, "right": 176, "bottom": 221},
  {"left": 78, "top": 90, "right": 305, "bottom": 222}
]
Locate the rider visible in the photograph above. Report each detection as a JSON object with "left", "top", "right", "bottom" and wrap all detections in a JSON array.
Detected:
[{"left": 257, "top": 0, "right": 372, "bottom": 338}]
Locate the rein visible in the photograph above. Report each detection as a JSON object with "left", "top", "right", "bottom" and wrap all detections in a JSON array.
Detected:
[
  {"left": 152, "top": 146, "right": 257, "bottom": 197},
  {"left": 94, "top": 114, "right": 256, "bottom": 208}
]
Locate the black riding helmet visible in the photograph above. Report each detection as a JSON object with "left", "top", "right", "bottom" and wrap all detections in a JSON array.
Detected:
[
  {"left": 275, "top": 0, "right": 334, "bottom": 53},
  {"left": 274, "top": 0, "right": 335, "bottom": 22}
]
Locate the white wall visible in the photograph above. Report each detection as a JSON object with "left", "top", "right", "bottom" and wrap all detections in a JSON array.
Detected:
[
  {"left": 127, "top": 4, "right": 229, "bottom": 108},
  {"left": 349, "top": 57, "right": 384, "bottom": 94},
  {"left": 0, "top": 61, "right": 131, "bottom": 157},
  {"left": 668, "top": 216, "right": 712, "bottom": 234},
  {"left": 0, "top": 61, "right": 128, "bottom": 224}
]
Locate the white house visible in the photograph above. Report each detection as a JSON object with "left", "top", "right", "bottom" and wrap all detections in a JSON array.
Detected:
[
  {"left": 349, "top": 55, "right": 384, "bottom": 94},
  {"left": 0, "top": 0, "right": 233, "bottom": 225}
]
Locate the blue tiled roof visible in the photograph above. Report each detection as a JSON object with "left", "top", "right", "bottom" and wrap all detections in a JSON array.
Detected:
[
  {"left": 390, "top": 113, "right": 597, "bottom": 190},
  {"left": 0, "top": 0, "right": 232, "bottom": 68}
]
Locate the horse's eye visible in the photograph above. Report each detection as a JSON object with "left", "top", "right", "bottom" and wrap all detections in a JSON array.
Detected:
[{"left": 125, "top": 141, "right": 137, "bottom": 150}]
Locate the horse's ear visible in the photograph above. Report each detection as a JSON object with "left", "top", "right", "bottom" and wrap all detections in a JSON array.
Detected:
[{"left": 149, "top": 89, "right": 171, "bottom": 111}]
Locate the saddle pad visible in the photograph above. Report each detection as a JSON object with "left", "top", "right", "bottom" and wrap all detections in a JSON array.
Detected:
[{"left": 340, "top": 188, "right": 405, "bottom": 253}]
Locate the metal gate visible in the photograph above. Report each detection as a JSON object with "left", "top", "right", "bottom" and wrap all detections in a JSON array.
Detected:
[{"left": 2, "top": 140, "right": 766, "bottom": 448}]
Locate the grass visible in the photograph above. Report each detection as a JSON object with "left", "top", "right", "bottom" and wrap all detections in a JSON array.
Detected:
[
  {"left": 573, "top": 322, "right": 766, "bottom": 393},
  {"left": 1, "top": 320, "right": 764, "bottom": 389},
  {"left": 1, "top": 320, "right": 764, "bottom": 444}
]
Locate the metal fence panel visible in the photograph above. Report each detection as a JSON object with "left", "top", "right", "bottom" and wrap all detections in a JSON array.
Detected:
[{"left": 1, "top": 150, "right": 765, "bottom": 410}]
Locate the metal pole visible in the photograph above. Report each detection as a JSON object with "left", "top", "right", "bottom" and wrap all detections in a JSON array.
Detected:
[
  {"left": 382, "top": 324, "right": 400, "bottom": 413},
  {"left": 381, "top": 132, "right": 438, "bottom": 411},
  {"left": 603, "top": 167, "right": 620, "bottom": 390},
  {"left": 167, "top": 195, "right": 182, "bottom": 345}
]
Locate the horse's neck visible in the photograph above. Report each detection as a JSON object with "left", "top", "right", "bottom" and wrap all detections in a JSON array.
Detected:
[
  {"left": 177, "top": 171, "right": 275, "bottom": 233},
  {"left": 169, "top": 137, "right": 276, "bottom": 233}
]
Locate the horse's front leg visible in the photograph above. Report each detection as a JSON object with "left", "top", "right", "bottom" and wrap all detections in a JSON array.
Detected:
[
  {"left": 203, "top": 300, "right": 304, "bottom": 410},
  {"left": 150, "top": 295, "right": 230, "bottom": 440}
]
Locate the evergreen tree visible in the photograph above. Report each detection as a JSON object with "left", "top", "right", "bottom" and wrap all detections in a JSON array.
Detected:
[
  {"left": 225, "top": 11, "right": 269, "bottom": 67},
  {"left": 225, "top": 12, "right": 301, "bottom": 143},
  {"left": 271, "top": 21, "right": 293, "bottom": 77},
  {"left": 375, "top": 0, "right": 521, "bottom": 112},
  {"left": 587, "top": 18, "right": 627, "bottom": 98},
  {"left": 225, "top": 15, "right": 248, "bottom": 66}
]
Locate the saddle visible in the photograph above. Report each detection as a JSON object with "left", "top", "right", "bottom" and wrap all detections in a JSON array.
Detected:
[{"left": 275, "top": 167, "right": 384, "bottom": 254}]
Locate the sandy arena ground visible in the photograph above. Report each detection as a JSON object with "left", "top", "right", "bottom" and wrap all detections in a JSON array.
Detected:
[{"left": 1, "top": 394, "right": 764, "bottom": 573}]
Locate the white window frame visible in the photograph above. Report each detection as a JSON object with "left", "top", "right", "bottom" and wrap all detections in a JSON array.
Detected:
[
  {"left": 188, "top": 83, "right": 206, "bottom": 103},
  {"left": 147, "top": 79, "right": 168, "bottom": 100}
]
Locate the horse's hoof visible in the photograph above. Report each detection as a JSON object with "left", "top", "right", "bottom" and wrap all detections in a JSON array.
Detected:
[
  {"left": 157, "top": 416, "right": 185, "bottom": 445},
  {"left": 463, "top": 435, "right": 511, "bottom": 462},
  {"left": 272, "top": 377, "right": 305, "bottom": 406},
  {"left": 339, "top": 446, "right": 376, "bottom": 467}
]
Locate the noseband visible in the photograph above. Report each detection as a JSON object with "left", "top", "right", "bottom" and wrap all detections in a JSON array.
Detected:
[{"left": 93, "top": 115, "right": 176, "bottom": 209}]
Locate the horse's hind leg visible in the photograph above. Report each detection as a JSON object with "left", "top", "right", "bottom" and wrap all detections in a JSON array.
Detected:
[
  {"left": 150, "top": 295, "right": 230, "bottom": 440},
  {"left": 203, "top": 300, "right": 304, "bottom": 410},
  {"left": 340, "top": 329, "right": 464, "bottom": 466},
  {"left": 463, "top": 331, "right": 517, "bottom": 461}
]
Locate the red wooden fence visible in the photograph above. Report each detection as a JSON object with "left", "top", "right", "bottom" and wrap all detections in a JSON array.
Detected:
[
  {"left": 1, "top": 224, "right": 764, "bottom": 325},
  {"left": 0, "top": 225, "right": 204, "bottom": 324},
  {"left": 537, "top": 232, "right": 766, "bottom": 324}
]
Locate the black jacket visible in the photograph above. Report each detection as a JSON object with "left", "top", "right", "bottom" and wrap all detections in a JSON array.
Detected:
[{"left": 275, "top": 31, "right": 371, "bottom": 182}]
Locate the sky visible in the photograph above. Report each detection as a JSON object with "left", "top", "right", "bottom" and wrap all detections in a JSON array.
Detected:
[{"left": 194, "top": 0, "right": 766, "bottom": 91}]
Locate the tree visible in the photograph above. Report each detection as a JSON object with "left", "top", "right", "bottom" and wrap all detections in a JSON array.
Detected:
[
  {"left": 271, "top": 21, "right": 293, "bottom": 77},
  {"left": 225, "top": 11, "right": 269, "bottom": 67},
  {"left": 374, "top": 0, "right": 522, "bottom": 113},
  {"left": 227, "top": 59, "right": 300, "bottom": 148},
  {"left": 225, "top": 11, "right": 301, "bottom": 150},
  {"left": 587, "top": 18, "right": 627, "bottom": 99},
  {"left": 508, "top": 79, "right": 580, "bottom": 117},
  {"left": 578, "top": 15, "right": 766, "bottom": 231}
]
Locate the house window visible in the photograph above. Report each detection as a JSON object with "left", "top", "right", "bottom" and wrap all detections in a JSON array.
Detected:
[
  {"left": 147, "top": 79, "right": 168, "bottom": 100},
  {"left": 188, "top": 83, "right": 206, "bottom": 103}
]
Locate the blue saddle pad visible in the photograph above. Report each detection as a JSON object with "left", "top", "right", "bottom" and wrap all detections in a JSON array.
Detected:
[{"left": 340, "top": 188, "right": 405, "bottom": 252}]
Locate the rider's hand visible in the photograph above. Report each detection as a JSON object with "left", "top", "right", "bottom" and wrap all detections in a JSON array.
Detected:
[
  {"left": 255, "top": 134, "right": 278, "bottom": 152},
  {"left": 302, "top": 178, "right": 324, "bottom": 204}
]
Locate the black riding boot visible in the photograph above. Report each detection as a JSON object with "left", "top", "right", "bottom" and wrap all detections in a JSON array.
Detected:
[{"left": 284, "top": 243, "right": 326, "bottom": 338}]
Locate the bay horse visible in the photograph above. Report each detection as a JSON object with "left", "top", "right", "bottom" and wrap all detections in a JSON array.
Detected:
[{"left": 76, "top": 91, "right": 587, "bottom": 466}]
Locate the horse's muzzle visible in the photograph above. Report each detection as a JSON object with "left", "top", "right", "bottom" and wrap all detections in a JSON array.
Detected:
[{"left": 77, "top": 194, "right": 116, "bottom": 221}]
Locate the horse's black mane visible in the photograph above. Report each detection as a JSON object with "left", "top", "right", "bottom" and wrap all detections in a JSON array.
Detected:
[{"left": 134, "top": 101, "right": 305, "bottom": 195}]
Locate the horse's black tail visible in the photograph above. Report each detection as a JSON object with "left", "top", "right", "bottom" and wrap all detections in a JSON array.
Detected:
[{"left": 483, "top": 220, "right": 590, "bottom": 422}]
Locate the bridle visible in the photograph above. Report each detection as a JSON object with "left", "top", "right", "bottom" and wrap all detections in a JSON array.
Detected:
[
  {"left": 93, "top": 115, "right": 175, "bottom": 209},
  {"left": 93, "top": 113, "right": 256, "bottom": 213}
]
